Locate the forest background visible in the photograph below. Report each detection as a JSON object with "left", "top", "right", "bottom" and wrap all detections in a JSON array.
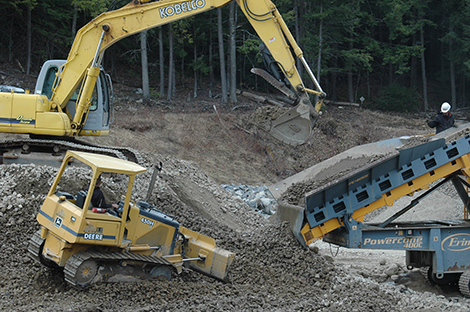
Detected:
[{"left": 1, "top": 0, "right": 470, "bottom": 113}]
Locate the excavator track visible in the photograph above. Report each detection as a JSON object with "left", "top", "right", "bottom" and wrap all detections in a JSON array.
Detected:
[
  {"left": 64, "top": 250, "right": 174, "bottom": 287},
  {"left": 73, "top": 139, "right": 143, "bottom": 164},
  {"left": 0, "top": 138, "right": 143, "bottom": 165}
]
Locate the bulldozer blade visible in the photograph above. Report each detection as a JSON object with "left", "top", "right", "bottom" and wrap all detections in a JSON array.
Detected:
[
  {"left": 277, "top": 202, "right": 307, "bottom": 248},
  {"left": 266, "top": 102, "right": 315, "bottom": 145},
  {"left": 179, "top": 226, "right": 235, "bottom": 282}
]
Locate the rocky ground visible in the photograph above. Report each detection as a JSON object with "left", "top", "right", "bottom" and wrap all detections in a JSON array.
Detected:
[{"left": 3, "top": 66, "right": 470, "bottom": 311}]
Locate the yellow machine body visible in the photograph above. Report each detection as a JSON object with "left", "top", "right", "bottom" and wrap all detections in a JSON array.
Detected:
[
  {"left": 32, "top": 150, "right": 234, "bottom": 285},
  {"left": 1, "top": 0, "right": 325, "bottom": 145},
  {"left": 0, "top": 92, "right": 71, "bottom": 136}
]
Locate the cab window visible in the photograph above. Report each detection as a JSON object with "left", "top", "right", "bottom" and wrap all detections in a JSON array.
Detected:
[
  {"left": 70, "top": 83, "right": 98, "bottom": 111},
  {"left": 42, "top": 67, "right": 58, "bottom": 100}
]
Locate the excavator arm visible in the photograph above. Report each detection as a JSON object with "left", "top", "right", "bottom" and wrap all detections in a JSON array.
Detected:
[{"left": 50, "top": 0, "right": 325, "bottom": 144}]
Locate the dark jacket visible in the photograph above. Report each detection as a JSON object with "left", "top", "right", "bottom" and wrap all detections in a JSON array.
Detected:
[
  {"left": 427, "top": 112, "right": 454, "bottom": 134},
  {"left": 91, "top": 186, "right": 112, "bottom": 208}
]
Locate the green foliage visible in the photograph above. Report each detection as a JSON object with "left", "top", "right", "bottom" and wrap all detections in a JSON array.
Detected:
[
  {"left": 3, "top": 0, "right": 470, "bottom": 108},
  {"left": 172, "top": 18, "right": 194, "bottom": 44},
  {"left": 149, "top": 87, "right": 160, "bottom": 98},
  {"left": 72, "top": 0, "right": 109, "bottom": 17},
  {"left": 31, "top": 0, "right": 76, "bottom": 57},
  {"left": 372, "top": 84, "right": 420, "bottom": 112},
  {"left": 189, "top": 56, "right": 210, "bottom": 75},
  {"left": 340, "top": 48, "right": 373, "bottom": 73},
  {"left": 237, "top": 38, "right": 263, "bottom": 63},
  {"left": 382, "top": 44, "right": 423, "bottom": 75}
]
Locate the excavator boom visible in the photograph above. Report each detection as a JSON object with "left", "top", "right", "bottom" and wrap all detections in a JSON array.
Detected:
[{"left": 1, "top": 0, "right": 325, "bottom": 145}]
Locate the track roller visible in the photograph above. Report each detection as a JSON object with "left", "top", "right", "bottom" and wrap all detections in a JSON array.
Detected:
[
  {"left": 150, "top": 265, "right": 172, "bottom": 281},
  {"left": 459, "top": 270, "right": 470, "bottom": 297}
]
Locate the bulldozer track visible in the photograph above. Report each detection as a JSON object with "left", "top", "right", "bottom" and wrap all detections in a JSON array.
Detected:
[
  {"left": 27, "top": 230, "right": 44, "bottom": 264},
  {"left": 28, "top": 229, "right": 57, "bottom": 268},
  {"left": 64, "top": 250, "right": 173, "bottom": 287}
]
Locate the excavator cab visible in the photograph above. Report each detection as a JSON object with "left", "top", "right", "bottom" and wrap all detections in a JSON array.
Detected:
[{"left": 35, "top": 60, "right": 113, "bottom": 137}]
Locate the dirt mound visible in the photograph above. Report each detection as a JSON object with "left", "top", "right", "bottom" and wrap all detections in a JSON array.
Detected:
[
  {"left": 2, "top": 150, "right": 470, "bottom": 311},
  {"left": 2, "top": 69, "right": 470, "bottom": 309}
]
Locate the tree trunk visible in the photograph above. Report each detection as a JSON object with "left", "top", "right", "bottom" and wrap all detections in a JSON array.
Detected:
[
  {"left": 317, "top": 1, "right": 323, "bottom": 85},
  {"left": 450, "top": 60, "right": 456, "bottom": 106},
  {"left": 388, "top": 40, "right": 393, "bottom": 86},
  {"left": 181, "top": 53, "right": 185, "bottom": 89},
  {"left": 26, "top": 2, "right": 32, "bottom": 75},
  {"left": 462, "top": 75, "right": 466, "bottom": 107},
  {"left": 331, "top": 50, "right": 338, "bottom": 101},
  {"left": 141, "top": 31, "right": 150, "bottom": 99},
  {"left": 193, "top": 31, "right": 198, "bottom": 99},
  {"left": 72, "top": 5, "right": 78, "bottom": 36},
  {"left": 449, "top": 23, "right": 456, "bottom": 106},
  {"left": 348, "top": 32, "right": 354, "bottom": 103},
  {"left": 411, "top": 32, "right": 417, "bottom": 89},
  {"left": 229, "top": 1, "right": 237, "bottom": 104},
  {"left": 209, "top": 24, "right": 213, "bottom": 98},
  {"left": 167, "top": 24, "right": 174, "bottom": 101},
  {"left": 420, "top": 23, "right": 428, "bottom": 111},
  {"left": 159, "top": 27, "right": 165, "bottom": 97},
  {"left": 218, "top": 8, "right": 228, "bottom": 104},
  {"left": 8, "top": 17, "right": 14, "bottom": 62},
  {"left": 449, "top": 22, "right": 457, "bottom": 107}
]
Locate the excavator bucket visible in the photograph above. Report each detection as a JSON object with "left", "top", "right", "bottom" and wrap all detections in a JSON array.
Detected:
[
  {"left": 179, "top": 227, "right": 235, "bottom": 282},
  {"left": 270, "top": 103, "right": 315, "bottom": 145},
  {"left": 254, "top": 102, "right": 315, "bottom": 146},
  {"left": 250, "top": 68, "right": 318, "bottom": 145}
]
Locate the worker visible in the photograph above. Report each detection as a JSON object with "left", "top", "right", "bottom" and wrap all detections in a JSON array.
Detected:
[
  {"left": 91, "top": 175, "right": 119, "bottom": 209},
  {"left": 427, "top": 102, "right": 455, "bottom": 134}
]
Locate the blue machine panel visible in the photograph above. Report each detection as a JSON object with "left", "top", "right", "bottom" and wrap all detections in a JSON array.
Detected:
[
  {"left": 324, "top": 220, "right": 470, "bottom": 274},
  {"left": 304, "top": 135, "right": 470, "bottom": 229}
]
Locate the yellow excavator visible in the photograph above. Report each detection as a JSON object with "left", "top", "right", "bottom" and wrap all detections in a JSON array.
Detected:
[
  {"left": 29, "top": 150, "right": 235, "bottom": 286},
  {"left": 0, "top": 0, "right": 325, "bottom": 154}
]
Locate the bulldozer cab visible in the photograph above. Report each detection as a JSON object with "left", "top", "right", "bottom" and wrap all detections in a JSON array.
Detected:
[{"left": 37, "top": 150, "right": 146, "bottom": 250}]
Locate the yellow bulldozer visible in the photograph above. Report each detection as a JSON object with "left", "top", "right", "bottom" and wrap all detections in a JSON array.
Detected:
[{"left": 28, "top": 150, "right": 234, "bottom": 286}]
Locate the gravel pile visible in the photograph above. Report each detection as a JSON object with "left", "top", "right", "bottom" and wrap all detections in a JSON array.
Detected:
[
  {"left": 1, "top": 152, "right": 470, "bottom": 311},
  {"left": 221, "top": 183, "right": 277, "bottom": 216}
]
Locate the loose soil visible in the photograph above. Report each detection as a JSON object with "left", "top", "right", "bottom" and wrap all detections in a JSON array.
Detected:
[{"left": 2, "top": 68, "right": 470, "bottom": 311}]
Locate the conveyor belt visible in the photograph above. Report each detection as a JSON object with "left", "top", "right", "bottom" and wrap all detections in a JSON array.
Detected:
[{"left": 298, "top": 131, "right": 470, "bottom": 246}]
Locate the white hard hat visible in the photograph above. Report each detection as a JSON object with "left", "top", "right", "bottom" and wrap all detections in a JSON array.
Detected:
[{"left": 441, "top": 102, "right": 451, "bottom": 113}]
